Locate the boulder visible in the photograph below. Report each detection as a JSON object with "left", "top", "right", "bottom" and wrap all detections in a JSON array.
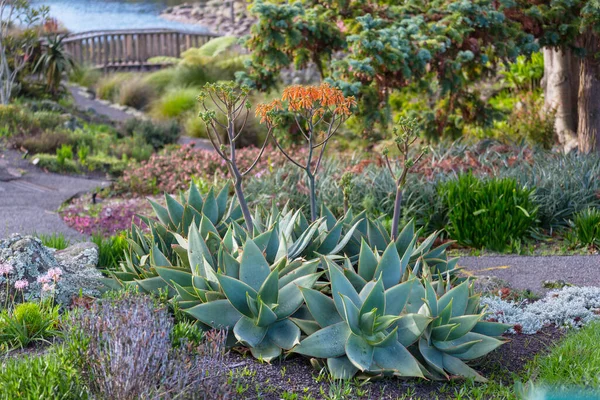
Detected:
[{"left": 0, "top": 234, "right": 104, "bottom": 306}]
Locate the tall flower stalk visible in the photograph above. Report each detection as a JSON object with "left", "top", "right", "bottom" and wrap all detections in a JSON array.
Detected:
[
  {"left": 383, "top": 117, "right": 428, "bottom": 240},
  {"left": 198, "top": 82, "right": 272, "bottom": 233},
  {"left": 257, "top": 83, "right": 355, "bottom": 221}
]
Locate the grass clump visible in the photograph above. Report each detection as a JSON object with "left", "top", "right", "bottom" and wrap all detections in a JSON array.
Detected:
[
  {"left": 92, "top": 232, "right": 127, "bottom": 270},
  {"left": 0, "top": 302, "right": 60, "bottom": 350},
  {"left": 571, "top": 208, "right": 600, "bottom": 248},
  {"left": 118, "top": 78, "right": 155, "bottom": 110},
  {"left": 150, "top": 87, "right": 199, "bottom": 120},
  {"left": 440, "top": 173, "right": 537, "bottom": 252},
  {"left": 37, "top": 232, "right": 70, "bottom": 250}
]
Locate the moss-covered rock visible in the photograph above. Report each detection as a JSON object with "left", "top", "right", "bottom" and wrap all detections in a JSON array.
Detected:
[{"left": 0, "top": 234, "right": 103, "bottom": 306}]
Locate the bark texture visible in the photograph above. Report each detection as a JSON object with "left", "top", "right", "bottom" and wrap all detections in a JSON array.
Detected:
[
  {"left": 543, "top": 47, "right": 579, "bottom": 152},
  {"left": 577, "top": 33, "right": 600, "bottom": 153}
]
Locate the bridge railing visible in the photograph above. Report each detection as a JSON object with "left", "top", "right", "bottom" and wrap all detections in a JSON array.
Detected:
[{"left": 62, "top": 29, "right": 220, "bottom": 70}]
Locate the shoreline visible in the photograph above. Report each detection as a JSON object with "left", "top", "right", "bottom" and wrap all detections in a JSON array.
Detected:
[{"left": 160, "top": 1, "right": 255, "bottom": 37}]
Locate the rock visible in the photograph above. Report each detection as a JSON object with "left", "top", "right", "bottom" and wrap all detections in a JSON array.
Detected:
[{"left": 0, "top": 234, "right": 104, "bottom": 307}]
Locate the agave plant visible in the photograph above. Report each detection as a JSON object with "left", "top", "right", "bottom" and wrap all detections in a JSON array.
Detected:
[
  {"left": 183, "top": 239, "right": 322, "bottom": 360},
  {"left": 412, "top": 278, "right": 510, "bottom": 382},
  {"left": 292, "top": 258, "right": 428, "bottom": 379}
]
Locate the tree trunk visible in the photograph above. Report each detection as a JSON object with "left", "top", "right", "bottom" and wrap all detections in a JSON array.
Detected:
[
  {"left": 543, "top": 47, "right": 579, "bottom": 152},
  {"left": 577, "top": 33, "right": 600, "bottom": 153}
]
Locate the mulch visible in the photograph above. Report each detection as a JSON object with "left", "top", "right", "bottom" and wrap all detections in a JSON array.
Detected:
[{"left": 225, "top": 326, "right": 565, "bottom": 400}]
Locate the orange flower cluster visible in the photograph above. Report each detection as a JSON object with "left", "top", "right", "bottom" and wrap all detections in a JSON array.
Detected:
[{"left": 256, "top": 83, "right": 356, "bottom": 124}]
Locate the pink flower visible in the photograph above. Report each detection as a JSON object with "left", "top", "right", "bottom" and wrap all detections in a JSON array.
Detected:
[
  {"left": 0, "top": 263, "right": 14, "bottom": 276},
  {"left": 42, "top": 283, "right": 55, "bottom": 293},
  {"left": 37, "top": 275, "right": 51, "bottom": 284},
  {"left": 14, "top": 280, "right": 29, "bottom": 290},
  {"left": 47, "top": 267, "right": 63, "bottom": 282}
]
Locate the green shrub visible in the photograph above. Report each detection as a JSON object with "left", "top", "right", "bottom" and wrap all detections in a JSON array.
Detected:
[
  {"left": 77, "top": 144, "right": 90, "bottom": 165},
  {"left": 120, "top": 118, "right": 181, "bottom": 150},
  {"left": 183, "top": 111, "right": 207, "bottom": 138},
  {"left": 18, "top": 130, "right": 74, "bottom": 154},
  {"left": 143, "top": 68, "right": 178, "bottom": 95},
  {"left": 69, "top": 65, "right": 102, "bottom": 88},
  {"left": 111, "top": 134, "right": 154, "bottom": 161},
  {"left": 0, "top": 345, "right": 87, "bottom": 399},
  {"left": 146, "top": 56, "right": 180, "bottom": 65},
  {"left": 56, "top": 144, "right": 74, "bottom": 167},
  {"left": 118, "top": 78, "right": 155, "bottom": 110},
  {"left": 440, "top": 173, "right": 538, "bottom": 251},
  {"left": 572, "top": 208, "right": 600, "bottom": 248},
  {"left": 150, "top": 87, "right": 199, "bottom": 120},
  {"left": 171, "top": 321, "right": 205, "bottom": 348},
  {"left": 35, "top": 154, "right": 79, "bottom": 174},
  {"left": 85, "top": 154, "right": 128, "bottom": 175},
  {"left": 0, "top": 302, "right": 60, "bottom": 350},
  {"left": 0, "top": 104, "right": 40, "bottom": 137},
  {"left": 95, "top": 73, "right": 131, "bottom": 102},
  {"left": 33, "top": 111, "right": 68, "bottom": 131}
]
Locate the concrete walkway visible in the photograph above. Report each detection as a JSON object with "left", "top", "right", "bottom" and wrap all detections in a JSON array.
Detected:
[
  {"left": 0, "top": 149, "right": 108, "bottom": 240},
  {"left": 459, "top": 255, "right": 600, "bottom": 294}
]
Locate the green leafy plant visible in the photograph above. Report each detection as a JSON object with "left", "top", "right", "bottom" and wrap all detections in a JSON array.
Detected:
[
  {"left": 77, "top": 144, "right": 90, "bottom": 166},
  {"left": 34, "top": 34, "right": 75, "bottom": 96},
  {"left": 56, "top": 144, "right": 74, "bottom": 168},
  {"left": 0, "top": 301, "right": 60, "bottom": 349},
  {"left": 0, "top": 345, "right": 88, "bottom": 399},
  {"left": 440, "top": 173, "right": 538, "bottom": 251},
  {"left": 571, "top": 208, "right": 600, "bottom": 248}
]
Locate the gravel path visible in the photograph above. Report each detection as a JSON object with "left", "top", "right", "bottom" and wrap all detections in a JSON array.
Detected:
[
  {"left": 0, "top": 149, "right": 109, "bottom": 240},
  {"left": 67, "top": 84, "right": 135, "bottom": 123},
  {"left": 459, "top": 255, "right": 600, "bottom": 293}
]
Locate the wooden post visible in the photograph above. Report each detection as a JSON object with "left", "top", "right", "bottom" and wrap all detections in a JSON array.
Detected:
[
  {"left": 103, "top": 35, "right": 109, "bottom": 72},
  {"left": 175, "top": 33, "right": 181, "bottom": 58}
]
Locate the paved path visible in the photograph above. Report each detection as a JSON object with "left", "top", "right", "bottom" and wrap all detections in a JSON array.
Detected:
[
  {"left": 0, "top": 149, "right": 109, "bottom": 240},
  {"left": 68, "top": 84, "right": 214, "bottom": 149},
  {"left": 459, "top": 255, "right": 600, "bottom": 293},
  {"left": 68, "top": 84, "right": 135, "bottom": 122}
]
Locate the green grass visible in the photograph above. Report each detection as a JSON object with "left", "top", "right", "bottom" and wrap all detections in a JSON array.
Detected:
[
  {"left": 36, "top": 232, "right": 71, "bottom": 250},
  {"left": 150, "top": 87, "right": 199, "bottom": 120},
  {"left": 534, "top": 322, "right": 600, "bottom": 388},
  {"left": 92, "top": 232, "right": 127, "bottom": 270}
]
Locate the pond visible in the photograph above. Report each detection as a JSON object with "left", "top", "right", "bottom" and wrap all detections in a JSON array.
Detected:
[{"left": 31, "top": 0, "right": 208, "bottom": 33}]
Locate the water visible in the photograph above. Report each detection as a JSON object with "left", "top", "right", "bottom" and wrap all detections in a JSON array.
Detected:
[{"left": 31, "top": 0, "right": 209, "bottom": 33}]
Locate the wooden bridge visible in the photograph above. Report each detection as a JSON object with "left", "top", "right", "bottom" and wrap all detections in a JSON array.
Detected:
[{"left": 62, "top": 29, "right": 220, "bottom": 71}]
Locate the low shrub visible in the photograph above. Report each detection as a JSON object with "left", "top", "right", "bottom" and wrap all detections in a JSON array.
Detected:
[
  {"left": 572, "top": 208, "right": 600, "bottom": 248},
  {"left": 95, "top": 73, "right": 131, "bottom": 102},
  {"left": 440, "top": 173, "right": 537, "bottom": 251},
  {"left": 150, "top": 87, "right": 199, "bottom": 120},
  {"left": 0, "top": 301, "right": 60, "bottom": 350},
  {"left": 34, "top": 153, "right": 79, "bottom": 174},
  {"left": 34, "top": 111, "right": 68, "bottom": 131},
  {"left": 143, "top": 68, "right": 178, "bottom": 95},
  {"left": 68, "top": 293, "right": 231, "bottom": 399},
  {"left": 85, "top": 154, "right": 128, "bottom": 175},
  {"left": 120, "top": 118, "right": 181, "bottom": 150},
  {"left": 116, "top": 145, "right": 306, "bottom": 195},
  {"left": 118, "top": 77, "right": 156, "bottom": 110},
  {"left": 0, "top": 104, "right": 40, "bottom": 137},
  {"left": 18, "top": 130, "right": 74, "bottom": 154},
  {"left": 69, "top": 65, "right": 102, "bottom": 88},
  {"left": 0, "top": 345, "right": 87, "bottom": 400},
  {"left": 56, "top": 144, "right": 74, "bottom": 167}
]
